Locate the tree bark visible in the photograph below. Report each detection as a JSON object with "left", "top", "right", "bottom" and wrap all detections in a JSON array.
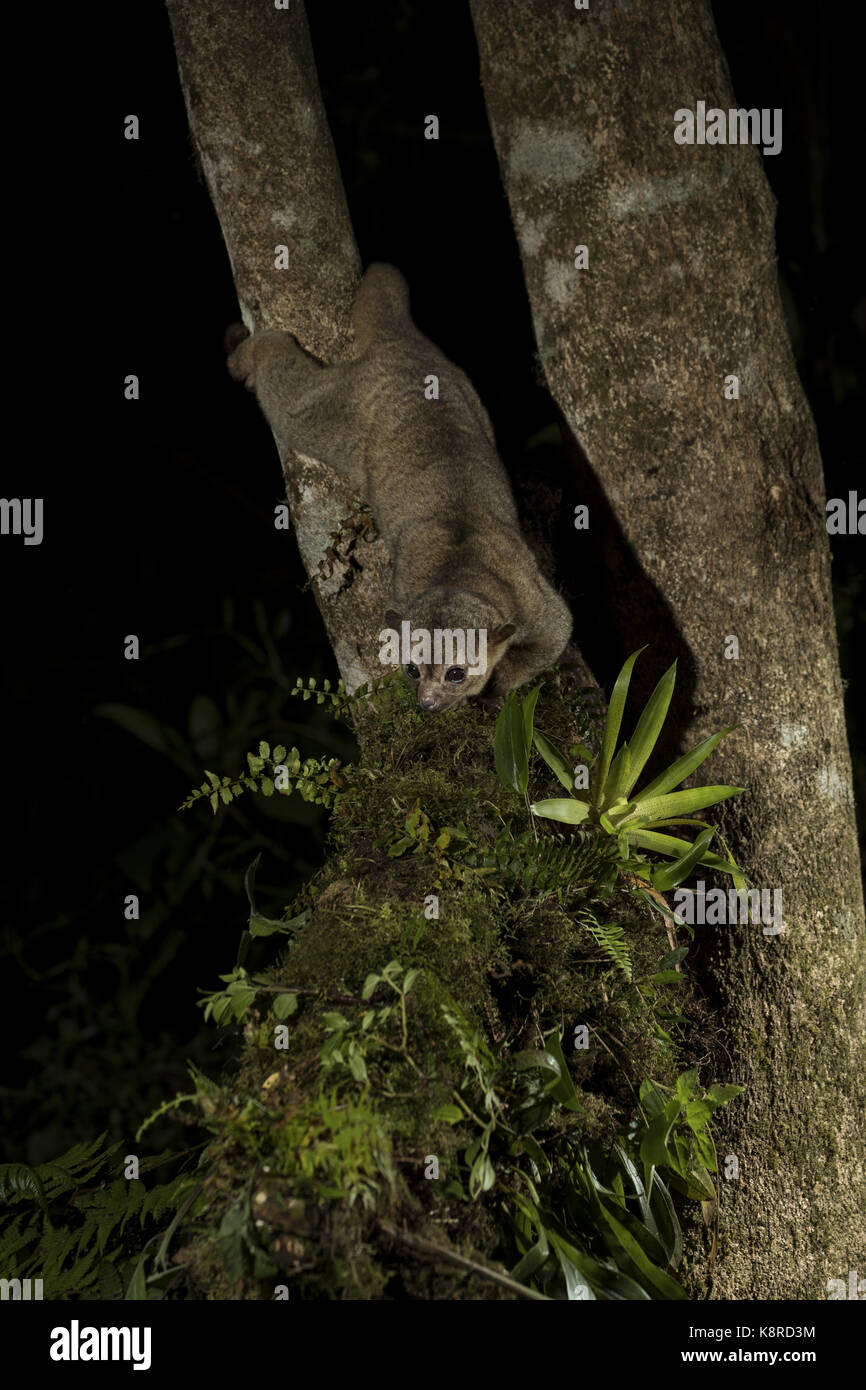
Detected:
[
  {"left": 167, "top": 0, "right": 391, "bottom": 690},
  {"left": 470, "top": 0, "right": 865, "bottom": 1298}
]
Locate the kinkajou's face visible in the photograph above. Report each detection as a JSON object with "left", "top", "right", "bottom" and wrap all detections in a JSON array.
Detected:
[
  {"left": 403, "top": 658, "right": 497, "bottom": 711},
  {"left": 384, "top": 597, "right": 516, "bottom": 712}
]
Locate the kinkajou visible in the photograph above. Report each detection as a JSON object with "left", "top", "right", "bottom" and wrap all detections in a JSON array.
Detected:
[{"left": 227, "top": 264, "right": 572, "bottom": 710}]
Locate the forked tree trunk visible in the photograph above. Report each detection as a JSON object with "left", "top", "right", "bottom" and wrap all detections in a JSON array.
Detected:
[{"left": 470, "top": 0, "right": 865, "bottom": 1298}]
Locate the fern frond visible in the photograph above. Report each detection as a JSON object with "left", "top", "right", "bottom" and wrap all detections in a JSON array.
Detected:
[
  {"left": 575, "top": 906, "right": 633, "bottom": 980},
  {"left": 492, "top": 830, "right": 619, "bottom": 897}
]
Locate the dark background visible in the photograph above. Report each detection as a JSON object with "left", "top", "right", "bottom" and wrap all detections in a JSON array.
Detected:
[{"left": 3, "top": 0, "right": 862, "bottom": 1165}]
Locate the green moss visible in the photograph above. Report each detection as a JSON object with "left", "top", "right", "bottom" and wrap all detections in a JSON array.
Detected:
[{"left": 169, "top": 672, "right": 723, "bottom": 1299}]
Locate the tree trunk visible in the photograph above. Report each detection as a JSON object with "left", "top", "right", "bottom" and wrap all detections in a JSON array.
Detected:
[
  {"left": 470, "top": 0, "right": 865, "bottom": 1298},
  {"left": 167, "top": 0, "right": 391, "bottom": 690}
]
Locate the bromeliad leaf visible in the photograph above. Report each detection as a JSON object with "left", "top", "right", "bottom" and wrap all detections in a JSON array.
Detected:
[
  {"left": 542, "top": 1029, "right": 583, "bottom": 1112},
  {"left": 494, "top": 693, "right": 530, "bottom": 795},
  {"left": 622, "top": 785, "right": 743, "bottom": 825},
  {"left": 618, "top": 661, "right": 677, "bottom": 799},
  {"left": 651, "top": 828, "right": 715, "bottom": 892},
  {"left": 593, "top": 646, "right": 647, "bottom": 808},
  {"left": 601, "top": 743, "right": 632, "bottom": 807},
  {"left": 630, "top": 830, "right": 741, "bottom": 875},
  {"left": 530, "top": 798, "right": 591, "bottom": 825},
  {"left": 635, "top": 726, "right": 739, "bottom": 801},
  {"left": 521, "top": 685, "right": 541, "bottom": 750},
  {"left": 532, "top": 729, "right": 575, "bottom": 792}
]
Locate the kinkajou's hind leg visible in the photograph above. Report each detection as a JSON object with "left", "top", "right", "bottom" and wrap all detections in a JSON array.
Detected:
[
  {"left": 226, "top": 326, "right": 323, "bottom": 396},
  {"left": 226, "top": 327, "right": 365, "bottom": 482}
]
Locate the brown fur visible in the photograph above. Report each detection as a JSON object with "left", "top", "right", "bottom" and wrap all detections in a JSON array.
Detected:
[{"left": 227, "top": 264, "right": 572, "bottom": 709}]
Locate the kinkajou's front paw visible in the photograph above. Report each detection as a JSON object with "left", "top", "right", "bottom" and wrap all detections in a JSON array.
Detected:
[{"left": 475, "top": 685, "right": 507, "bottom": 712}]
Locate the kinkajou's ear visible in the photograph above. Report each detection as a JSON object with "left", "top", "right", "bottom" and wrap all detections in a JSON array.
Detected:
[
  {"left": 384, "top": 609, "right": 404, "bottom": 629},
  {"left": 488, "top": 623, "right": 516, "bottom": 647}
]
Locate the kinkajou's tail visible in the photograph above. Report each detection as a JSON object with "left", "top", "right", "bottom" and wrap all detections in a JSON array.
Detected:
[{"left": 352, "top": 263, "right": 411, "bottom": 355}]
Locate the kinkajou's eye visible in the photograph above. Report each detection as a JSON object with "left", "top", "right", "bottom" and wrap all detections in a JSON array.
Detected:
[
  {"left": 405, "top": 663, "right": 421, "bottom": 680},
  {"left": 445, "top": 667, "right": 466, "bottom": 683}
]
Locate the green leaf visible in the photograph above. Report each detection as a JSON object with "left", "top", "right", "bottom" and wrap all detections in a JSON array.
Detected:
[
  {"left": 125, "top": 1256, "right": 148, "bottom": 1301},
  {"left": 635, "top": 726, "right": 739, "bottom": 802},
  {"left": 706, "top": 1083, "right": 744, "bottom": 1105},
  {"left": 230, "top": 989, "right": 256, "bottom": 1017},
  {"left": 628, "top": 829, "right": 741, "bottom": 875},
  {"left": 542, "top": 1029, "right": 582, "bottom": 1112},
  {"left": 594, "top": 1201, "right": 686, "bottom": 1299},
  {"left": 594, "top": 647, "right": 646, "bottom": 808},
  {"left": 647, "top": 1170, "right": 683, "bottom": 1269},
  {"left": 521, "top": 685, "right": 541, "bottom": 749},
  {"left": 619, "top": 661, "right": 677, "bottom": 798},
  {"left": 626, "top": 785, "right": 743, "bottom": 825},
  {"left": 533, "top": 730, "right": 575, "bottom": 791},
  {"left": 602, "top": 743, "right": 632, "bottom": 806},
  {"left": 684, "top": 1099, "right": 714, "bottom": 1132},
  {"left": 651, "top": 828, "right": 716, "bottom": 891},
  {"left": 640, "top": 1097, "right": 682, "bottom": 1186},
  {"left": 658, "top": 946, "right": 689, "bottom": 970},
  {"left": 212, "top": 996, "right": 233, "bottom": 1025},
  {"left": 249, "top": 913, "right": 292, "bottom": 938},
  {"left": 348, "top": 1047, "right": 368, "bottom": 1083},
  {"left": 272, "top": 993, "right": 298, "bottom": 1020},
  {"left": 530, "top": 798, "right": 591, "bottom": 825},
  {"left": 433, "top": 1105, "right": 464, "bottom": 1124},
  {"left": 258, "top": 741, "right": 271, "bottom": 759},
  {"left": 513, "top": 1048, "right": 562, "bottom": 1080},
  {"left": 552, "top": 1242, "right": 595, "bottom": 1300},
  {"left": 639, "top": 1079, "right": 667, "bottom": 1118},
  {"left": 494, "top": 693, "right": 529, "bottom": 795},
  {"left": 543, "top": 1220, "right": 649, "bottom": 1300}
]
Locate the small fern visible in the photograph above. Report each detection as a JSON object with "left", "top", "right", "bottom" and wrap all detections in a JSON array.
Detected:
[
  {"left": 290, "top": 671, "right": 399, "bottom": 719},
  {"left": 180, "top": 739, "right": 342, "bottom": 814},
  {"left": 490, "top": 831, "right": 619, "bottom": 897},
  {"left": 0, "top": 1134, "right": 200, "bottom": 1300},
  {"left": 180, "top": 671, "right": 403, "bottom": 816},
  {"left": 574, "top": 905, "right": 633, "bottom": 980}
]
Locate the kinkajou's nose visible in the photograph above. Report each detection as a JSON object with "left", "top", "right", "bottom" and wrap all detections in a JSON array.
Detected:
[{"left": 419, "top": 695, "right": 440, "bottom": 711}]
